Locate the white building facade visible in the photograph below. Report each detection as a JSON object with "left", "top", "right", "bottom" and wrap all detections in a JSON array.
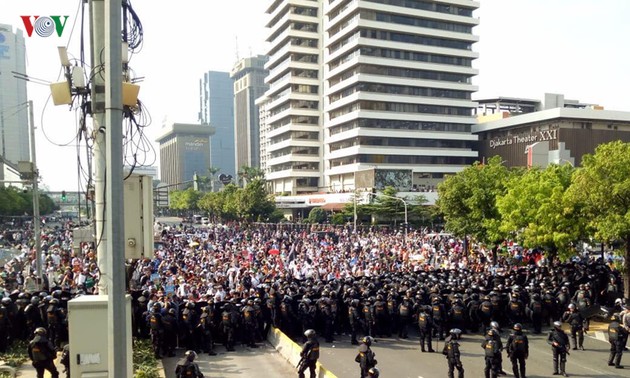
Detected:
[{"left": 262, "top": 0, "right": 479, "bottom": 196}]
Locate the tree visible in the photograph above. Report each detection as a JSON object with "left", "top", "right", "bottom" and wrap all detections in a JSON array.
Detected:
[
  {"left": 372, "top": 186, "right": 406, "bottom": 225},
  {"left": 497, "top": 163, "right": 584, "bottom": 258},
  {"left": 237, "top": 165, "right": 265, "bottom": 187},
  {"left": 436, "top": 156, "right": 517, "bottom": 256},
  {"left": 307, "top": 207, "right": 327, "bottom": 224},
  {"left": 566, "top": 141, "right": 630, "bottom": 298},
  {"left": 169, "top": 188, "right": 201, "bottom": 211},
  {"left": 237, "top": 178, "right": 276, "bottom": 221},
  {"left": 0, "top": 187, "right": 29, "bottom": 215},
  {"left": 198, "top": 184, "right": 239, "bottom": 221}
]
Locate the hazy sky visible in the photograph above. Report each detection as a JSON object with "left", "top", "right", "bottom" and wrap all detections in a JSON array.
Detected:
[{"left": 1, "top": 0, "right": 629, "bottom": 191}]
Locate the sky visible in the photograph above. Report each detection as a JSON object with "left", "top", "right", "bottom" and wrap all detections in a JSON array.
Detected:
[{"left": 0, "top": 0, "right": 629, "bottom": 191}]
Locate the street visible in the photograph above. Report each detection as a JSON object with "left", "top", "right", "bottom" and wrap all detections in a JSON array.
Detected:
[
  {"left": 318, "top": 326, "right": 627, "bottom": 378},
  {"left": 161, "top": 343, "right": 297, "bottom": 378}
]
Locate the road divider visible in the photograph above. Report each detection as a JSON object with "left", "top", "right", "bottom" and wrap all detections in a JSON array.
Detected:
[{"left": 267, "top": 327, "right": 339, "bottom": 378}]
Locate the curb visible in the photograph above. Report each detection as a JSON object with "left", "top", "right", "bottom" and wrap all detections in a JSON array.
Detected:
[{"left": 267, "top": 327, "right": 339, "bottom": 378}]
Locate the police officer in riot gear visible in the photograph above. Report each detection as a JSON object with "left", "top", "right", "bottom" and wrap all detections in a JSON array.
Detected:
[
  {"left": 0, "top": 297, "right": 11, "bottom": 352},
  {"left": 298, "top": 329, "right": 319, "bottom": 378},
  {"left": 241, "top": 299, "right": 259, "bottom": 348},
  {"left": 608, "top": 314, "right": 627, "bottom": 368},
  {"left": 198, "top": 306, "right": 217, "bottom": 356},
  {"left": 355, "top": 336, "right": 377, "bottom": 378},
  {"left": 221, "top": 302, "right": 237, "bottom": 352},
  {"left": 443, "top": 328, "right": 464, "bottom": 378},
  {"left": 506, "top": 323, "right": 529, "bottom": 378},
  {"left": 147, "top": 302, "right": 164, "bottom": 359},
  {"left": 348, "top": 299, "right": 361, "bottom": 345},
  {"left": 489, "top": 321, "right": 506, "bottom": 375},
  {"left": 418, "top": 305, "right": 434, "bottom": 353},
  {"left": 482, "top": 329, "right": 501, "bottom": 378},
  {"left": 46, "top": 298, "right": 65, "bottom": 350},
  {"left": 162, "top": 308, "right": 178, "bottom": 357},
  {"left": 175, "top": 350, "right": 203, "bottom": 378},
  {"left": 431, "top": 296, "right": 446, "bottom": 341},
  {"left": 181, "top": 301, "right": 199, "bottom": 352},
  {"left": 397, "top": 296, "right": 412, "bottom": 339},
  {"left": 548, "top": 321, "right": 570, "bottom": 376},
  {"left": 529, "top": 293, "right": 544, "bottom": 334},
  {"left": 28, "top": 327, "right": 59, "bottom": 378},
  {"left": 562, "top": 303, "right": 584, "bottom": 350},
  {"left": 25, "top": 296, "right": 44, "bottom": 341}
]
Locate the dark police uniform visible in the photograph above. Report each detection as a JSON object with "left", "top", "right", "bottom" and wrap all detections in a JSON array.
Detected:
[{"left": 28, "top": 331, "right": 59, "bottom": 378}]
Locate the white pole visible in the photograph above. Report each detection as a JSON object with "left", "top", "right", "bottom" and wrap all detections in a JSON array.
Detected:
[
  {"left": 90, "top": 0, "right": 108, "bottom": 295},
  {"left": 28, "top": 101, "right": 42, "bottom": 286}
]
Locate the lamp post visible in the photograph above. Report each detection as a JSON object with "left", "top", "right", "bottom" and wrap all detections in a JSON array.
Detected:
[{"left": 364, "top": 191, "right": 408, "bottom": 241}]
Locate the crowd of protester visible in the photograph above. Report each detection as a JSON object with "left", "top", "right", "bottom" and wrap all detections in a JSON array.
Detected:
[{"left": 0, "top": 217, "right": 628, "bottom": 366}]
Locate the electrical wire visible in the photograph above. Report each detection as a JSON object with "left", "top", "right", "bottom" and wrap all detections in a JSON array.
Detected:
[{"left": 122, "top": 0, "right": 144, "bottom": 54}]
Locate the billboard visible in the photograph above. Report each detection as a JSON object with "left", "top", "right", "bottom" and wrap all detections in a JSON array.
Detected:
[{"left": 375, "top": 169, "right": 412, "bottom": 191}]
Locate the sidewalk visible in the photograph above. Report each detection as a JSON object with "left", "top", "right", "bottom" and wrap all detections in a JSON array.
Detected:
[{"left": 5, "top": 358, "right": 63, "bottom": 378}]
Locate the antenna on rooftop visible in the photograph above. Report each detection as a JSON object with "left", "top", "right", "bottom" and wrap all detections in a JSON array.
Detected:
[{"left": 235, "top": 36, "right": 240, "bottom": 61}]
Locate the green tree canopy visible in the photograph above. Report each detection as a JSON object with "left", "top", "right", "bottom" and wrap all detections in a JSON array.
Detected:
[
  {"left": 436, "top": 156, "right": 517, "bottom": 245},
  {"left": 307, "top": 207, "right": 327, "bottom": 224},
  {"left": 169, "top": 188, "right": 201, "bottom": 211},
  {"left": 566, "top": 141, "right": 630, "bottom": 297},
  {"left": 497, "top": 163, "right": 583, "bottom": 257},
  {"left": 237, "top": 178, "right": 276, "bottom": 221},
  {"left": 237, "top": 165, "right": 265, "bottom": 187},
  {"left": 198, "top": 180, "right": 278, "bottom": 223}
]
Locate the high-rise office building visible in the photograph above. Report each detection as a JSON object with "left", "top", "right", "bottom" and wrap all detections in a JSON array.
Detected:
[
  {"left": 261, "top": 0, "right": 479, "bottom": 195},
  {"left": 0, "top": 24, "right": 29, "bottom": 165},
  {"left": 155, "top": 121, "right": 215, "bottom": 187},
  {"left": 199, "top": 71, "right": 235, "bottom": 180},
  {"left": 231, "top": 55, "right": 269, "bottom": 170}
]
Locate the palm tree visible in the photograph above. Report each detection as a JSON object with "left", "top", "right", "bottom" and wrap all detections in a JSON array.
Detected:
[{"left": 237, "top": 165, "right": 265, "bottom": 187}]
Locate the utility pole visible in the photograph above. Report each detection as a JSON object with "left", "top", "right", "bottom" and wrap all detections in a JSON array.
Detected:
[
  {"left": 104, "top": 0, "right": 127, "bottom": 375},
  {"left": 28, "top": 101, "right": 42, "bottom": 285},
  {"left": 90, "top": 0, "right": 108, "bottom": 294}
]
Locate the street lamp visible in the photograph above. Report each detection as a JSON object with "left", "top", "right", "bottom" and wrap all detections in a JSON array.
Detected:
[{"left": 357, "top": 191, "right": 408, "bottom": 241}]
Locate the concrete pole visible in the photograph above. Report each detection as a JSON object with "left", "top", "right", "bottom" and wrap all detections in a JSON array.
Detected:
[
  {"left": 104, "top": 0, "right": 128, "bottom": 375},
  {"left": 90, "top": 0, "right": 108, "bottom": 294},
  {"left": 28, "top": 101, "right": 42, "bottom": 286}
]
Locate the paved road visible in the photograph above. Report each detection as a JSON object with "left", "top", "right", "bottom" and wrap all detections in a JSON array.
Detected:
[
  {"left": 161, "top": 343, "right": 296, "bottom": 378},
  {"left": 318, "top": 326, "right": 627, "bottom": 378}
]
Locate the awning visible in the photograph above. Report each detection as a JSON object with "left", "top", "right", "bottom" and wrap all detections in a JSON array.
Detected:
[{"left": 320, "top": 203, "right": 346, "bottom": 211}]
